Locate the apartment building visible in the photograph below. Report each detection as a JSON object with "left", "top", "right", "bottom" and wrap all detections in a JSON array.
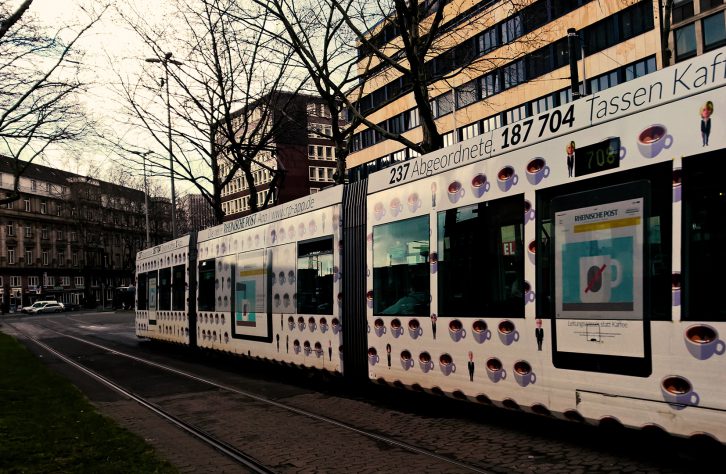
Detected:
[
  {"left": 347, "top": 0, "right": 667, "bottom": 176},
  {"left": 671, "top": 0, "right": 726, "bottom": 63},
  {"left": 219, "top": 92, "right": 342, "bottom": 220},
  {"left": 0, "top": 155, "right": 172, "bottom": 311}
]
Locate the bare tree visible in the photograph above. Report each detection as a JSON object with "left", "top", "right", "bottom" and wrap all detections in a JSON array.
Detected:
[
  {"left": 0, "top": 1, "right": 105, "bottom": 204},
  {"left": 111, "top": 0, "right": 300, "bottom": 223}
]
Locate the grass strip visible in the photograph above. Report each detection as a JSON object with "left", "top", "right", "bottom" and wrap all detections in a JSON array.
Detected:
[{"left": 0, "top": 332, "right": 177, "bottom": 473}]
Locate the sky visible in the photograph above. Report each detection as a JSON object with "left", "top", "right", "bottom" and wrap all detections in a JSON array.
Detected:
[{"left": 11, "top": 0, "right": 197, "bottom": 196}]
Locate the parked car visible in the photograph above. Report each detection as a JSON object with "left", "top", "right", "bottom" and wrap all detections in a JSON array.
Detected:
[
  {"left": 28, "top": 301, "right": 64, "bottom": 314},
  {"left": 21, "top": 300, "right": 58, "bottom": 314},
  {"left": 64, "top": 302, "right": 81, "bottom": 311}
]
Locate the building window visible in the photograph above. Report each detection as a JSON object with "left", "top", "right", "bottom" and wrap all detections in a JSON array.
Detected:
[
  {"left": 47, "top": 276, "right": 55, "bottom": 287},
  {"left": 477, "top": 28, "right": 498, "bottom": 55},
  {"left": 61, "top": 276, "right": 70, "bottom": 287},
  {"left": 70, "top": 231, "right": 77, "bottom": 242},
  {"left": 31, "top": 180, "right": 37, "bottom": 191},
  {"left": 6, "top": 221, "right": 14, "bottom": 237},
  {"left": 703, "top": 11, "right": 726, "bottom": 51},
  {"left": 24, "top": 198, "right": 30, "bottom": 212},
  {"left": 28, "top": 276, "right": 39, "bottom": 288},
  {"left": 57, "top": 229, "right": 64, "bottom": 241},
  {"left": 42, "top": 251, "right": 49, "bottom": 266},
  {"left": 42, "top": 227, "right": 48, "bottom": 239},
  {"left": 25, "top": 250, "right": 32, "bottom": 264},
  {"left": 75, "top": 276, "right": 84, "bottom": 286},
  {"left": 673, "top": 0, "right": 695, "bottom": 23},
  {"left": 456, "top": 80, "right": 478, "bottom": 109},
  {"left": 459, "top": 123, "right": 480, "bottom": 142},
  {"left": 58, "top": 252, "right": 65, "bottom": 266},
  {"left": 675, "top": 23, "right": 697, "bottom": 61},
  {"left": 72, "top": 252, "right": 78, "bottom": 267},
  {"left": 10, "top": 276, "right": 20, "bottom": 287},
  {"left": 40, "top": 200, "right": 47, "bottom": 214},
  {"left": 24, "top": 225, "right": 32, "bottom": 238},
  {"left": 8, "top": 248, "right": 15, "bottom": 265}
]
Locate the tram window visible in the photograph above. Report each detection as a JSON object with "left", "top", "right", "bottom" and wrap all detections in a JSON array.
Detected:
[
  {"left": 172, "top": 264, "right": 185, "bottom": 311},
  {"left": 683, "top": 152, "right": 726, "bottom": 321},
  {"left": 437, "top": 196, "right": 524, "bottom": 317},
  {"left": 137, "top": 273, "right": 147, "bottom": 310},
  {"left": 297, "top": 237, "right": 334, "bottom": 315},
  {"left": 158, "top": 267, "right": 171, "bottom": 311},
  {"left": 536, "top": 163, "right": 671, "bottom": 320},
  {"left": 198, "top": 259, "right": 216, "bottom": 311},
  {"left": 373, "top": 216, "right": 430, "bottom": 316}
]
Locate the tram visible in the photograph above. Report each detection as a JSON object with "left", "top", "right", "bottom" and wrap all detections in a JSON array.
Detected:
[{"left": 136, "top": 46, "right": 726, "bottom": 443}]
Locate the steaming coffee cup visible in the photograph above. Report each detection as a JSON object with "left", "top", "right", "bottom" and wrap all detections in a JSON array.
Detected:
[
  {"left": 524, "top": 200, "right": 535, "bottom": 224},
  {"left": 308, "top": 317, "right": 317, "bottom": 332},
  {"left": 661, "top": 375, "right": 699, "bottom": 408},
  {"left": 408, "top": 318, "right": 423, "bottom": 339},
  {"left": 314, "top": 342, "right": 323, "bottom": 358},
  {"left": 448, "top": 319, "right": 466, "bottom": 342},
  {"left": 374, "top": 318, "right": 386, "bottom": 337},
  {"left": 332, "top": 318, "right": 341, "bottom": 335},
  {"left": 303, "top": 341, "right": 312, "bottom": 356},
  {"left": 374, "top": 202, "right": 386, "bottom": 220},
  {"left": 400, "top": 350, "right": 414, "bottom": 370},
  {"left": 419, "top": 351, "right": 434, "bottom": 373},
  {"left": 319, "top": 317, "right": 328, "bottom": 333},
  {"left": 486, "top": 357, "right": 506, "bottom": 383},
  {"left": 471, "top": 173, "right": 490, "bottom": 198},
  {"left": 579, "top": 255, "right": 622, "bottom": 304},
  {"left": 407, "top": 192, "right": 421, "bottom": 212},
  {"left": 525, "top": 158, "right": 550, "bottom": 185},
  {"left": 287, "top": 316, "right": 295, "bottom": 331},
  {"left": 638, "top": 124, "right": 673, "bottom": 158},
  {"left": 439, "top": 353, "right": 456, "bottom": 376},
  {"left": 447, "top": 180, "right": 465, "bottom": 204},
  {"left": 297, "top": 316, "right": 306, "bottom": 332},
  {"left": 293, "top": 339, "right": 301, "bottom": 354},
  {"left": 390, "top": 197, "right": 403, "bottom": 217},
  {"left": 390, "top": 318, "right": 404, "bottom": 338},
  {"left": 368, "top": 347, "right": 379, "bottom": 365},
  {"left": 497, "top": 166, "right": 518, "bottom": 192},
  {"left": 513, "top": 360, "right": 536, "bottom": 387},
  {"left": 498, "top": 319, "right": 519, "bottom": 345},
  {"left": 685, "top": 324, "right": 725, "bottom": 360},
  {"left": 472, "top": 319, "right": 491, "bottom": 344}
]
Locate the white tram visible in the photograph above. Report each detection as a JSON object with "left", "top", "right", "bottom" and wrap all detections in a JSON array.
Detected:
[{"left": 137, "top": 46, "right": 726, "bottom": 443}]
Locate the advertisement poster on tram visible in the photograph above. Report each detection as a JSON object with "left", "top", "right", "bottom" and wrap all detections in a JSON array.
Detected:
[
  {"left": 234, "top": 249, "right": 269, "bottom": 339},
  {"left": 554, "top": 196, "right": 645, "bottom": 358},
  {"left": 148, "top": 275, "right": 157, "bottom": 323}
]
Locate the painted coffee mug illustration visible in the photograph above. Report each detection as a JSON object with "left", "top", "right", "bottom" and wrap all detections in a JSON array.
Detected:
[
  {"left": 525, "top": 158, "right": 550, "bottom": 185},
  {"left": 513, "top": 360, "right": 536, "bottom": 387},
  {"left": 638, "top": 124, "right": 673, "bottom": 158},
  {"left": 471, "top": 173, "right": 490, "bottom": 198},
  {"left": 486, "top": 357, "right": 506, "bottom": 383},
  {"left": 497, "top": 165, "right": 518, "bottom": 192},
  {"left": 419, "top": 351, "right": 434, "bottom": 373},
  {"left": 447, "top": 180, "right": 465, "bottom": 204},
  {"left": 368, "top": 347, "right": 380, "bottom": 365},
  {"left": 661, "top": 375, "right": 699, "bottom": 409},
  {"left": 400, "top": 350, "right": 414, "bottom": 370},
  {"left": 579, "top": 255, "right": 622, "bottom": 304},
  {"left": 684, "top": 324, "right": 725, "bottom": 360},
  {"left": 439, "top": 353, "right": 456, "bottom": 376},
  {"left": 472, "top": 319, "right": 491, "bottom": 344},
  {"left": 408, "top": 192, "right": 421, "bottom": 212}
]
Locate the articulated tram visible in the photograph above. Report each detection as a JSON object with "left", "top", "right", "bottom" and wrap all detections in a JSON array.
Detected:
[{"left": 137, "top": 47, "right": 726, "bottom": 443}]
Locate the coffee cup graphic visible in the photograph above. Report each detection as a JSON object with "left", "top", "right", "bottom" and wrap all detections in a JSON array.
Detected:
[
  {"left": 288, "top": 225, "right": 295, "bottom": 239},
  {"left": 374, "top": 202, "right": 385, "bottom": 221},
  {"left": 525, "top": 158, "right": 550, "bottom": 185},
  {"left": 430, "top": 252, "right": 438, "bottom": 274},
  {"left": 298, "top": 222, "right": 306, "bottom": 237},
  {"left": 527, "top": 240, "right": 536, "bottom": 265},
  {"left": 513, "top": 360, "right": 536, "bottom": 387},
  {"left": 279, "top": 227, "right": 286, "bottom": 242},
  {"left": 308, "top": 317, "right": 317, "bottom": 332},
  {"left": 685, "top": 324, "right": 725, "bottom": 360},
  {"left": 673, "top": 167, "right": 682, "bottom": 202},
  {"left": 439, "top": 353, "right": 456, "bottom": 376},
  {"left": 524, "top": 200, "right": 535, "bottom": 224},
  {"left": 366, "top": 290, "right": 374, "bottom": 309},
  {"left": 303, "top": 341, "right": 312, "bottom": 356},
  {"left": 390, "top": 318, "right": 404, "bottom": 338},
  {"left": 319, "top": 317, "right": 328, "bottom": 333},
  {"left": 498, "top": 319, "right": 519, "bottom": 345},
  {"left": 638, "top": 124, "right": 673, "bottom": 158},
  {"left": 408, "top": 192, "right": 421, "bottom": 212},
  {"left": 523, "top": 280, "right": 535, "bottom": 303},
  {"left": 270, "top": 229, "right": 277, "bottom": 243},
  {"left": 293, "top": 339, "right": 301, "bottom": 354},
  {"left": 471, "top": 173, "right": 490, "bottom": 198},
  {"left": 486, "top": 357, "right": 506, "bottom": 383},
  {"left": 287, "top": 316, "right": 295, "bottom": 331},
  {"left": 672, "top": 271, "right": 681, "bottom": 306},
  {"left": 472, "top": 319, "right": 491, "bottom": 343},
  {"left": 332, "top": 317, "right": 341, "bottom": 335},
  {"left": 419, "top": 351, "right": 434, "bottom": 373},
  {"left": 288, "top": 270, "right": 296, "bottom": 285},
  {"left": 447, "top": 180, "right": 465, "bottom": 204},
  {"left": 661, "top": 375, "right": 699, "bottom": 408},
  {"left": 579, "top": 255, "right": 622, "bottom": 304},
  {"left": 297, "top": 316, "right": 306, "bottom": 332},
  {"left": 309, "top": 219, "right": 317, "bottom": 235},
  {"left": 497, "top": 166, "right": 518, "bottom": 192},
  {"left": 314, "top": 342, "right": 323, "bottom": 358},
  {"left": 400, "top": 350, "right": 414, "bottom": 370},
  {"left": 368, "top": 347, "right": 380, "bottom": 365},
  {"left": 408, "top": 318, "right": 423, "bottom": 339},
  {"left": 390, "top": 197, "right": 403, "bottom": 217},
  {"left": 604, "top": 136, "right": 627, "bottom": 161},
  {"left": 374, "top": 318, "right": 386, "bottom": 337},
  {"left": 448, "top": 319, "right": 466, "bottom": 342}
]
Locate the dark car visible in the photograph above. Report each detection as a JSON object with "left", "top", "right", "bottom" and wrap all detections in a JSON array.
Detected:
[{"left": 64, "top": 302, "right": 81, "bottom": 311}]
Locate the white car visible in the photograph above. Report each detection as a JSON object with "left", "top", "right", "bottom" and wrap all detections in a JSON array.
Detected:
[
  {"left": 27, "top": 301, "right": 64, "bottom": 314},
  {"left": 21, "top": 300, "right": 59, "bottom": 314}
]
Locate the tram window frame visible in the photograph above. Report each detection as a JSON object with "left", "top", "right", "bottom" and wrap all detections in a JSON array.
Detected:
[
  {"left": 137, "top": 273, "right": 147, "bottom": 310},
  {"left": 437, "top": 195, "right": 525, "bottom": 318},
  {"left": 682, "top": 151, "right": 726, "bottom": 321},
  {"left": 198, "top": 259, "right": 216, "bottom": 311},
  {"left": 536, "top": 162, "right": 672, "bottom": 321},
  {"left": 172, "top": 264, "right": 185, "bottom": 311},
  {"left": 158, "top": 267, "right": 171, "bottom": 311},
  {"left": 372, "top": 215, "right": 430, "bottom": 316},
  {"left": 296, "top": 237, "right": 334, "bottom": 315}
]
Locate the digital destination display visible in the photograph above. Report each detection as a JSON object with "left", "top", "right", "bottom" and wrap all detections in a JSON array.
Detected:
[{"left": 575, "top": 137, "right": 622, "bottom": 177}]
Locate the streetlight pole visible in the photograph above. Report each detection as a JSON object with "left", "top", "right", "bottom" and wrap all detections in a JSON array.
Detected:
[
  {"left": 130, "top": 150, "right": 153, "bottom": 248},
  {"left": 146, "top": 52, "right": 182, "bottom": 239}
]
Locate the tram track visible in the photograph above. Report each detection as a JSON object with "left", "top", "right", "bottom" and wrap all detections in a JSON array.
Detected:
[{"left": 7, "top": 318, "right": 492, "bottom": 474}]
